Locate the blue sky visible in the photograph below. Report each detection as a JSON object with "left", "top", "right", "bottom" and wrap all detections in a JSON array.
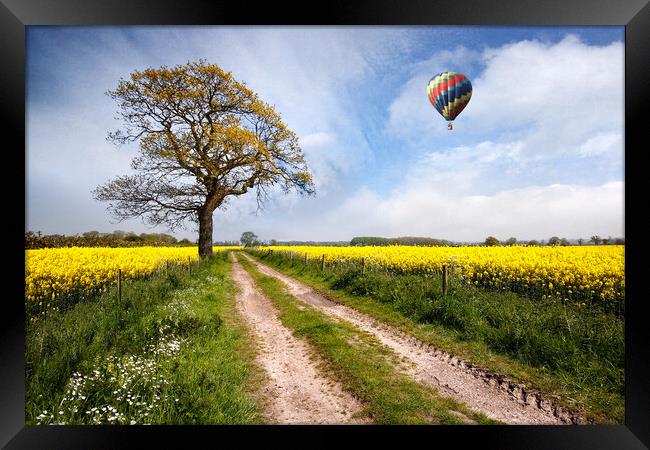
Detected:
[{"left": 26, "top": 26, "right": 624, "bottom": 242}]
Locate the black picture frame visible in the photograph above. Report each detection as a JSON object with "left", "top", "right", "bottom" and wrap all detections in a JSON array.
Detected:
[{"left": 2, "top": 0, "right": 648, "bottom": 448}]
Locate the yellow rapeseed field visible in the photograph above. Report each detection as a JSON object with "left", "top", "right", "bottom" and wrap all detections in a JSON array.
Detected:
[
  {"left": 25, "top": 246, "right": 240, "bottom": 305},
  {"left": 260, "top": 245, "right": 625, "bottom": 306}
]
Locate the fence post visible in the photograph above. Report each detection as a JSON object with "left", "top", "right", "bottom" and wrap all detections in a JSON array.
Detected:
[
  {"left": 117, "top": 268, "right": 122, "bottom": 304},
  {"left": 166, "top": 260, "right": 169, "bottom": 274},
  {"left": 361, "top": 257, "right": 365, "bottom": 273},
  {"left": 304, "top": 253, "right": 308, "bottom": 265},
  {"left": 442, "top": 264, "right": 448, "bottom": 296},
  {"left": 188, "top": 256, "right": 191, "bottom": 274},
  {"left": 321, "top": 254, "right": 325, "bottom": 271}
]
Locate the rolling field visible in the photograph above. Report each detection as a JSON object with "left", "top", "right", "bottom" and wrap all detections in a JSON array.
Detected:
[
  {"left": 25, "top": 246, "right": 241, "bottom": 315},
  {"left": 247, "top": 246, "right": 625, "bottom": 422},
  {"left": 261, "top": 245, "right": 624, "bottom": 313},
  {"left": 26, "top": 251, "right": 263, "bottom": 425},
  {"left": 24, "top": 244, "right": 626, "bottom": 424}
]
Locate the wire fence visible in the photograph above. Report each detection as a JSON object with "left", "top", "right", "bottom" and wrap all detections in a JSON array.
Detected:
[
  {"left": 248, "top": 249, "right": 625, "bottom": 317},
  {"left": 25, "top": 256, "right": 205, "bottom": 323}
]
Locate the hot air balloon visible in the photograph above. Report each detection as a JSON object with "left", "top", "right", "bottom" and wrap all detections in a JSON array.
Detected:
[{"left": 427, "top": 71, "right": 472, "bottom": 130}]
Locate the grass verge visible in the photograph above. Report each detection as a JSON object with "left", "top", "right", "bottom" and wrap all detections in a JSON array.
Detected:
[
  {"left": 237, "top": 253, "right": 499, "bottom": 425},
  {"left": 26, "top": 251, "right": 262, "bottom": 425},
  {"left": 245, "top": 250, "right": 624, "bottom": 424}
]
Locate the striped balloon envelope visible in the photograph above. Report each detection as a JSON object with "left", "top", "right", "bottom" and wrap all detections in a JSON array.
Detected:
[{"left": 426, "top": 72, "right": 472, "bottom": 130}]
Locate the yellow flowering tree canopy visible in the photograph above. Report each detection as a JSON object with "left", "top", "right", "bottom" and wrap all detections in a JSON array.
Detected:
[{"left": 93, "top": 60, "right": 315, "bottom": 257}]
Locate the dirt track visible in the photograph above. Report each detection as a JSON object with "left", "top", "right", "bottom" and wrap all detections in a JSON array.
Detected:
[
  {"left": 241, "top": 253, "right": 576, "bottom": 425},
  {"left": 230, "top": 253, "right": 367, "bottom": 424}
]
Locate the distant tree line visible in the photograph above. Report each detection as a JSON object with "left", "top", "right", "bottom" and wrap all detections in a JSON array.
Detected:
[
  {"left": 248, "top": 232, "right": 350, "bottom": 247},
  {"left": 482, "top": 235, "right": 624, "bottom": 247},
  {"left": 339, "top": 235, "right": 625, "bottom": 247},
  {"left": 350, "top": 236, "right": 455, "bottom": 246},
  {"left": 226, "top": 233, "right": 626, "bottom": 248},
  {"left": 270, "top": 240, "right": 351, "bottom": 247},
  {"left": 214, "top": 240, "right": 241, "bottom": 246},
  {"left": 25, "top": 230, "right": 195, "bottom": 249}
]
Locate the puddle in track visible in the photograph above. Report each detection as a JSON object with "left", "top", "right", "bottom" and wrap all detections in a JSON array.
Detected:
[
  {"left": 230, "top": 253, "right": 367, "bottom": 424},
  {"left": 242, "top": 253, "right": 575, "bottom": 425}
]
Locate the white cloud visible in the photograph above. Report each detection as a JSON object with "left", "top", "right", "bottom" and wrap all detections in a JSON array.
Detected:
[
  {"left": 319, "top": 179, "right": 623, "bottom": 241},
  {"left": 469, "top": 35, "right": 622, "bottom": 130},
  {"left": 386, "top": 35, "right": 624, "bottom": 160},
  {"left": 263, "top": 136, "right": 624, "bottom": 241},
  {"left": 297, "top": 131, "right": 348, "bottom": 188},
  {"left": 300, "top": 132, "right": 336, "bottom": 148},
  {"left": 578, "top": 132, "right": 622, "bottom": 157},
  {"left": 398, "top": 140, "right": 524, "bottom": 197}
]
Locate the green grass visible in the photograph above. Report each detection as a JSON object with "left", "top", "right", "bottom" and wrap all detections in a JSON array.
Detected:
[
  {"left": 26, "top": 252, "right": 263, "bottom": 425},
  {"left": 246, "top": 250, "right": 624, "bottom": 424},
  {"left": 236, "top": 253, "right": 500, "bottom": 425}
]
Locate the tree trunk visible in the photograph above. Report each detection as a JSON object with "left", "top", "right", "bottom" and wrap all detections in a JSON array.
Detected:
[{"left": 198, "top": 209, "right": 214, "bottom": 259}]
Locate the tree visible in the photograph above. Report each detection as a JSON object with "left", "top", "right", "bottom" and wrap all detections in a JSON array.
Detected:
[
  {"left": 269, "top": 239, "right": 278, "bottom": 246},
  {"left": 577, "top": 238, "right": 584, "bottom": 245},
  {"left": 351, "top": 237, "right": 390, "bottom": 246},
  {"left": 602, "top": 236, "right": 611, "bottom": 245},
  {"left": 240, "top": 231, "right": 259, "bottom": 248},
  {"left": 124, "top": 232, "right": 143, "bottom": 242},
  {"left": 590, "top": 235, "right": 602, "bottom": 245},
  {"left": 93, "top": 60, "right": 315, "bottom": 258},
  {"left": 484, "top": 236, "right": 500, "bottom": 246},
  {"left": 548, "top": 236, "right": 561, "bottom": 246},
  {"left": 527, "top": 240, "right": 539, "bottom": 246},
  {"left": 504, "top": 237, "right": 517, "bottom": 246},
  {"left": 560, "top": 238, "right": 570, "bottom": 246}
]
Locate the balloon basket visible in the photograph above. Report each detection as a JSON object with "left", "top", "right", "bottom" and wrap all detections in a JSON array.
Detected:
[{"left": 447, "top": 123, "right": 453, "bottom": 130}]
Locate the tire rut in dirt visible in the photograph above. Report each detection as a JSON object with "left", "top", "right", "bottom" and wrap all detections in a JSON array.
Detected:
[
  {"left": 242, "top": 253, "right": 581, "bottom": 425},
  {"left": 230, "top": 253, "right": 367, "bottom": 424}
]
